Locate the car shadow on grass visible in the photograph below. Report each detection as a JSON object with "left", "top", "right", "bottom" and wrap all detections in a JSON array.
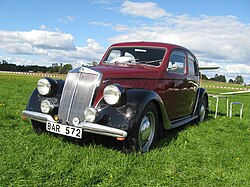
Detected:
[
  {"left": 61, "top": 133, "right": 125, "bottom": 152},
  {"left": 156, "top": 115, "right": 215, "bottom": 149},
  {"left": 59, "top": 116, "right": 217, "bottom": 153}
]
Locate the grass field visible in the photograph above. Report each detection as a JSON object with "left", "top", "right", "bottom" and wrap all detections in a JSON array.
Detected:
[{"left": 0, "top": 73, "right": 250, "bottom": 186}]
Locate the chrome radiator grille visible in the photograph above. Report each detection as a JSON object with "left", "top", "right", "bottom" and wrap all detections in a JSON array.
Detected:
[{"left": 58, "top": 68, "right": 101, "bottom": 126}]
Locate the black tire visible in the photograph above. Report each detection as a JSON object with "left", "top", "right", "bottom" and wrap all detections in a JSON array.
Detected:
[
  {"left": 197, "top": 96, "right": 208, "bottom": 123},
  {"left": 31, "top": 120, "right": 46, "bottom": 134},
  {"left": 132, "top": 103, "right": 159, "bottom": 153}
]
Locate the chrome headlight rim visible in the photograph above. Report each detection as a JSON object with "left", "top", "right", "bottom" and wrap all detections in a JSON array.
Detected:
[
  {"left": 103, "top": 84, "right": 124, "bottom": 105},
  {"left": 40, "top": 99, "right": 54, "bottom": 114},
  {"left": 37, "top": 77, "right": 57, "bottom": 96},
  {"left": 37, "top": 78, "right": 52, "bottom": 96},
  {"left": 84, "top": 107, "right": 97, "bottom": 122}
]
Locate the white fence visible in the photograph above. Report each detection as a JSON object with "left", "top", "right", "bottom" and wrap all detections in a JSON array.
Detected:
[{"left": 0, "top": 71, "right": 66, "bottom": 78}]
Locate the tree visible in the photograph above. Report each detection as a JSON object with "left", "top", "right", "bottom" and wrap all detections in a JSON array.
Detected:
[
  {"left": 201, "top": 74, "right": 208, "bottom": 80},
  {"left": 228, "top": 79, "right": 234, "bottom": 83},
  {"left": 47, "top": 65, "right": 60, "bottom": 73},
  {"left": 234, "top": 75, "right": 244, "bottom": 84},
  {"left": 59, "top": 64, "right": 72, "bottom": 74},
  {"left": 210, "top": 74, "right": 226, "bottom": 82}
]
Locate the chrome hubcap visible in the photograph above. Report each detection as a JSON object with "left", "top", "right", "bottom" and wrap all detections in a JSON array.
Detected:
[
  {"left": 140, "top": 116, "right": 151, "bottom": 142},
  {"left": 138, "top": 111, "right": 155, "bottom": 152},
  {"left": 200, "top": 101, "right": 206, "bottom": 122}
]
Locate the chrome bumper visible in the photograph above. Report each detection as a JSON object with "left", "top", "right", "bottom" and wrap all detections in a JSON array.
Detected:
[{"left": 22, "top": 110, "right": 127, "bottom": 138}]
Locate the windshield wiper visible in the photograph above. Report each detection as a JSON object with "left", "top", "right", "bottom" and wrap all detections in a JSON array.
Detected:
[{"left": 137, "top": 59, "right": 162, "bottom": 65}]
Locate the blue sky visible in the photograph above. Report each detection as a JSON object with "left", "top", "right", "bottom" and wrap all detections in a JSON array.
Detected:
[{"left": 0, "top": 0, "right": 250, "bottom": 83}]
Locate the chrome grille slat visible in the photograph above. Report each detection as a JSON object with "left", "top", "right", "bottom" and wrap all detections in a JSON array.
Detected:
[
  {"left": 58, "top": 67, "right": 101, "bottom": 126},
  {"left": 66, "top": 72, "right": 81, "bottom": 122}
]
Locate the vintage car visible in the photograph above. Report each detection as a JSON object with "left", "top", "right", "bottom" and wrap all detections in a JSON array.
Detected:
[{"left": 22, "top": 42, "right": 208, "bottom": 152}]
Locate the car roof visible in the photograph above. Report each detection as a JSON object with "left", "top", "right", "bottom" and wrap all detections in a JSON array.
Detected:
[{"left": 110, "top": 41, "right": 188, "bottom": 51}]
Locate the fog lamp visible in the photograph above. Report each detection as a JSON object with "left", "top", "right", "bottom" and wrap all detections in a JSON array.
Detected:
[
  {"left": 41, "top": 100, "right": 54, "bottom": 113},
  {"left": 84, "top": 107, "right": 97, "bottom": 122}
]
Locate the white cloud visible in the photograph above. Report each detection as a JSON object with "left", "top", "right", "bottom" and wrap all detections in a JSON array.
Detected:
[
  {"left": 108, "top": 15, "right": 250, "bottom": 66},
  {"left": 39, "top": 24, "right": 50, "bottom": 31},
  {"left": 199, "top": 61, "right": 250, "bottom": 83},
  {"left": 46, "top": 38, "right": 104, "bottom": 63},
  {"left": 67, "top": 16, "right": 76, "bottom": 22},
  {"left": 120, "top": 1, "right": 171, "bottom": 19},
  {"left": 107, "top": 7, "right": 250, "bottom": 83},
  {"left": 57, "top": 16, "right": 76, "bottom": 24},
  {"left": 0, "top": 29, "right": 104, "bottom": 68},
  {"left": 90, "top": 0, "right": 117, "bottom": 4},
  {"left": 113, "top": 24, "right": 130, "bottom": 32},
  {"left": 0, "top": 30, "right": 75, "bottom": 53},
  {"left": 89, "top": 21, "right": 111, "bottom": 27}
]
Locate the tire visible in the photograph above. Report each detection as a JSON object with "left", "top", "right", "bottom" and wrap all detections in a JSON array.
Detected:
[
  {"left": 197, "top": 96, "right": 208, "bottom": 123},
  {"left": 31, "top": 120, "right": 46, "bottom": 134},
  {"left": 133, "top": 103, "right": 159, "bottom": 153}
]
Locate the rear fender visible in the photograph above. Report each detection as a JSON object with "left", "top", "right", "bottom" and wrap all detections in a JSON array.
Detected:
[{"left": 194, "top": 87, "right": 208, "bottom": 116}]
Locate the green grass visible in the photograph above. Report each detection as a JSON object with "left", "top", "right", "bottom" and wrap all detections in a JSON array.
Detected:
[{"left": 1, "top": 74, "right": 250, "bottom": 186}]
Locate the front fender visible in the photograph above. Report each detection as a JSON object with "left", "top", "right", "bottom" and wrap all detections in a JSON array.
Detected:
[
  {"left": 26, "top": 79, "right": 65, "bottom": 115},
  {"left": 95, "top": 89, "right": 171, "bottom": 134}
]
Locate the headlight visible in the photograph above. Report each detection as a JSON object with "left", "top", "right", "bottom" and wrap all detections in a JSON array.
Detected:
[
  {"left": 41, "top": 100, "right": 54, "bottom": 113},
  {"left": 84, "top": 107, "right": 97, "bottom": 122},
  {"left": 103, "top": 85, "right": 122, "bottom": 105},
  {"left": 37, "top": 78, "right": 51, "bottom": 95}
]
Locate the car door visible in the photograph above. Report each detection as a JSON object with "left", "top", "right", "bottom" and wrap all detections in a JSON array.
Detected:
[
  {"left": 162, "top": 50, "right": 191, "bottom": 120},
  {"left": 186, "top": 52, "right": 199, "bottom": 115}
]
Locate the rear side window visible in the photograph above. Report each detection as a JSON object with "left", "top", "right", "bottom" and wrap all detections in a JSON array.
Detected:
[
  {"left": 168, "top": 50, "right": 186, "bottom": 74},
  {"left": 188, "top": 53, "right": 195, "bottom": 75},
  {"left": 188, "top": 53, "right": 198, "bottom": 76}
]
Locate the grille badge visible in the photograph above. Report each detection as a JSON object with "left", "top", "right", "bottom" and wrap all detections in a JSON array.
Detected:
[{"left": 72, "top": 117, "right": 80, "bottom": 126}]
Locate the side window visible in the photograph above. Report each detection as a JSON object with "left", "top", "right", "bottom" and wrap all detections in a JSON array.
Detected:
[
  {"left": 188, "top": 53, "right": 195, "bottom": 76},
  {"left": 188, "top": 53, "right": 198, "bottom": 76},
  {"left": 167, "top": 50, "right": 186, "bottom": 74}
]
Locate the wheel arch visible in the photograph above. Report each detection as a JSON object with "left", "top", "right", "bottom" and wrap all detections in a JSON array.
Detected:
[
  {"left": 26, "top": 79, "right": 65, "bottom": 113},
  {"left": 126, "top": 89, "right": 171, "bottom": 130},
  {"left": 194, "top": 87, "right": 209, "bottom": 116}
]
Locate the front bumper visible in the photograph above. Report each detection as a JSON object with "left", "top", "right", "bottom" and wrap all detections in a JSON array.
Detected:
[{"left": 22, "top": 110, "right": 127, "bottom": 138}]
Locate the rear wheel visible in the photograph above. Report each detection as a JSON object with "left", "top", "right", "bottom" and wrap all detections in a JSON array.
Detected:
[
  {"left": 31, "top": 120, "right": 46, "bottom": 134},
  {"left": 197, "top": 96, "right": 208, "bottom": 123},
  {"left": 134, "top": 103, "right": 159, "bottom": 153}
]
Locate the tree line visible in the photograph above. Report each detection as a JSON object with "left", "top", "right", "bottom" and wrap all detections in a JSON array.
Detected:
[
  {"left": 202, "top": 73, "right": 245, "bottom": 85},
  {"left": 0, "top": 60, "right": 72, "bottom": 74}
]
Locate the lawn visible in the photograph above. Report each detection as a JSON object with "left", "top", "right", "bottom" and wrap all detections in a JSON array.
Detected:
[{"left": 0, "top": 73, "right": 250, "bottom": 186}]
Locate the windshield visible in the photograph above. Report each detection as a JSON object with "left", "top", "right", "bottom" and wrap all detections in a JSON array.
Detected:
[{"left": 103, "top": 47, "right": 166, "bottom": 66}]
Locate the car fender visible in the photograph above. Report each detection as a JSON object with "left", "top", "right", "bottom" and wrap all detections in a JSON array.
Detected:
[
  {"left": 194, "top": 87, "right": 208, "bottom": 116},
  {"left": 95, "top": 89, "right": 171, "bottom": 134},
  {"left": 26, "top": 79, "right": 65, "bottom": 114}
]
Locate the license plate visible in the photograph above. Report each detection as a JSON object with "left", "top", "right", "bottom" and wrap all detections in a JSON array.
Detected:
[{"left": 46, "top": 121, "right": 82, "bottom": 139}]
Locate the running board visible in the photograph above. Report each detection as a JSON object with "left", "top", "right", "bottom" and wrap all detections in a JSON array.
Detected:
[{"left": 170, "top": 115, "right": 198, "bottom": 129}]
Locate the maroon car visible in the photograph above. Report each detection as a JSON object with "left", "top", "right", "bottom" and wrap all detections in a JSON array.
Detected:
[{"left": 22, "top": 42, "right": 208, "bottom": 152}]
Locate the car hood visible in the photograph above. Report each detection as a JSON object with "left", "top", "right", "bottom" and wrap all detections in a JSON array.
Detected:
[{"left": 91, "top": 64, "right": 159, "bottom": 80}]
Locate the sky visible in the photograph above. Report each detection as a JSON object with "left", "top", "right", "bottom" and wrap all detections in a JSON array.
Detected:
[{"left": 0, "top": 0, "right": 250, "bottom": 83}]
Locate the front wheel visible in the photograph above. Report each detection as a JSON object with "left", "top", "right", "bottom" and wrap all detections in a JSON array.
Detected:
[{"left": 134, "top": 103, "right": 159, "bottom": 153}]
